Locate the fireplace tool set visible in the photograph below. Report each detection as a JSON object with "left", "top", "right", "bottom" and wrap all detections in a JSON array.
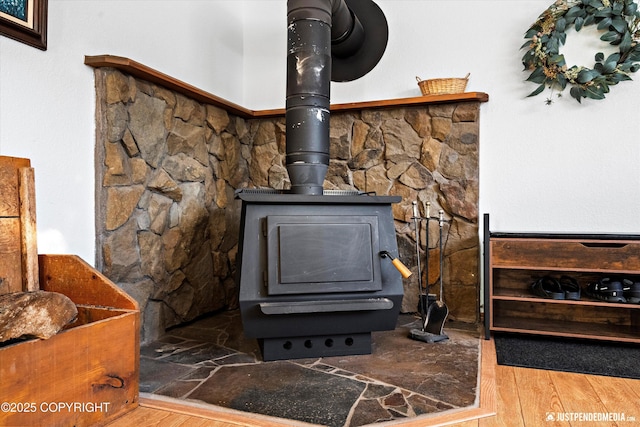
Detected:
[{"left": 409, "top": 201, "right": 449, "bottom": 343}]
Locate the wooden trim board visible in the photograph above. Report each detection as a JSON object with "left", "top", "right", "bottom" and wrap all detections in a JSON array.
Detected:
[
  {"left": 19, "top": 166, "right": 38, "bottom": 291},
  {"left": 84, "top": 54, "right": 488, "bottom": 120}
]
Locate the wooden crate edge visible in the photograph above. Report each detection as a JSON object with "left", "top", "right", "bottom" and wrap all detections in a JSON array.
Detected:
[{"left": 38, "top": 254, "right": 139, "bottom": 311}]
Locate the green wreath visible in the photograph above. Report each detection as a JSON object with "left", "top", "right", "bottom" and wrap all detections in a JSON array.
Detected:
[{"left": 522, "top": 0, "right": 640, "bottom": 103}]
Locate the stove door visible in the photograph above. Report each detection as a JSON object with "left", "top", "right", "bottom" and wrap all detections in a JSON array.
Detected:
[{"left": 266, "top": 215, "right": 382, "bottom": 295}]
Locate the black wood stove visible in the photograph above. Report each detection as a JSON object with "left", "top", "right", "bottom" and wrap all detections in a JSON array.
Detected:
[
  {"left": 236, "top": 0, "right": 403, "bottom": 361},
  {"left": 236, "top": 190, "right": 403, "bottom": 360}
]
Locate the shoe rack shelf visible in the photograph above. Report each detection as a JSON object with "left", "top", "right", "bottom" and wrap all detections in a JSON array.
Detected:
[{"left": 483, "top": 215, "right": 640, "bottom": 343}]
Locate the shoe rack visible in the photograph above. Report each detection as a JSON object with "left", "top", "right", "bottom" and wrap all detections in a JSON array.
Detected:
[{"left": 483, "top": 214, "right": 640, "bottom": 343}]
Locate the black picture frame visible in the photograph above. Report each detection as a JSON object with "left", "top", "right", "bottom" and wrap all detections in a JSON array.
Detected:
[{"left": 0, "top": 0, "right": 47, "bottom": 50}]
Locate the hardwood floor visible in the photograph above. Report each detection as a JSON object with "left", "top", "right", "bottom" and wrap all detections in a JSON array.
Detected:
[
  {"left": 477, "top": 367, "right": 640, "bottom": 427},
  {"left": 106, "top": 338, "right": 640, "bottom": 427}
]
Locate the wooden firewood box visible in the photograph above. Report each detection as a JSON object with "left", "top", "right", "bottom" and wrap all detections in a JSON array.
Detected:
[{"left": 0, "top": 156, "right": 139, "bottom": 427}]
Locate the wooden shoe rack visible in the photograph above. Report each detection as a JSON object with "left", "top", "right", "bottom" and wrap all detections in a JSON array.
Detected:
[{"left": 483, "top": 214, "right": 640, "bottom": 343}]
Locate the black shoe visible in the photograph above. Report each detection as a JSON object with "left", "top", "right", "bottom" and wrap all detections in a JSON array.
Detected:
[
  {"left": 531, "top": 277, "right": 564, "bottom": 299},
  {"left": 623, "top": 278, "right": 640, "bottom": 304},
  {"left": 559, "top": 275, "right": 581, "bottom": 300},
  {"left": 586, "top": 278, "right": 626, "bottom": 303}
]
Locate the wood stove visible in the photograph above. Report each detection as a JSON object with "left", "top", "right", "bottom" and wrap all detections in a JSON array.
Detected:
[
  {"left": 236, "top": 0, "right": 401, "bottom": 361},
  {"left": 236, "top": 190, "right": 403, "bottom": 360}
]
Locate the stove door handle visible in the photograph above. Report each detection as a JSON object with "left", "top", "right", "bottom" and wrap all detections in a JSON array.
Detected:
[{"left": 259, "top": 298, "right": 393, "bottom": 315}]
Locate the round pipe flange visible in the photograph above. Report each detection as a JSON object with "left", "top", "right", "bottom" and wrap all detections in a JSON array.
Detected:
[{"left": 331, "top": 0, "right": 388, "bottom": 82}]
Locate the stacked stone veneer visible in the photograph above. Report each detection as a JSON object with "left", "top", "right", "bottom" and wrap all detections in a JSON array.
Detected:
[{"left": 94, "top": 68, "right": 481, "bottom": 344}]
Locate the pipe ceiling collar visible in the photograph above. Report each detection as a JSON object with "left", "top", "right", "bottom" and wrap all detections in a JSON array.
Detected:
[{"left": 331, "top": 0, "right": 388, "bottom": 82}]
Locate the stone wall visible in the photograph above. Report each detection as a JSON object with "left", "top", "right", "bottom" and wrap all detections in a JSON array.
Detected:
[{"left": 94, "top": 68, "right": 480, "bottom": 344}]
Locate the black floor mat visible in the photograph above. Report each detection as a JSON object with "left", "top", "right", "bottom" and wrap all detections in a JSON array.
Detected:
[{"left": 494, "top": 333, "right": 640, "bottom": 379}]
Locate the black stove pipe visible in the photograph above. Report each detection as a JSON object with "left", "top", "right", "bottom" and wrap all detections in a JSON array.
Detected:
[{"left": 285, "top": 0, "right": 368, "bottom": 195}]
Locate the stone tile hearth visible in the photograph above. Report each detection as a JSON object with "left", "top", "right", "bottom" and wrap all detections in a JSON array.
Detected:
[{"left": 139, "top": 311, "right": 481, "bottom": 427}]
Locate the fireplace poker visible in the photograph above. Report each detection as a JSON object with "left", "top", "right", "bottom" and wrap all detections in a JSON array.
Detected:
[
  {"left": 412, "top": 201, "right": 426, "bottom": 326},
  {"left": 439, "top": 209, "right": 446, "bottom": 309},
  {"left": 424, "top": 201, "right": 430, "bottom": 319}
]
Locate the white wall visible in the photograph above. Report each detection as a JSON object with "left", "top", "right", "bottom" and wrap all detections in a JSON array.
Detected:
[
  {"left": 1, "top": 0, "right": 638, "bottom": 266},
  {"left": 0, "top": 0, "right": 244, "bottom": 264},
  {"left": 243, "top": 0, "right": 640, "bottom": 235}
]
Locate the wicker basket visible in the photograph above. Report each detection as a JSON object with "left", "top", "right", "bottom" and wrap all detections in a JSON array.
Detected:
[{"left": 416, "top": 73, "right": 470, "bottom": 95}]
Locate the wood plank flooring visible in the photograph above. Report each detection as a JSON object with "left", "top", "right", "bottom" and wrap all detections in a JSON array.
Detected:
[
  {"left": 477, "top": 367, "right": 640, "bottom": 427},
  {"left": 106, "top": 338, "right": 640, "bottom": 427}
]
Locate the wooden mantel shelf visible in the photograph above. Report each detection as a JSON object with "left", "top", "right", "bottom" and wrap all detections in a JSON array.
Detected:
[{"left": 85, "top": 55, "right": 489, "bottom": 119}]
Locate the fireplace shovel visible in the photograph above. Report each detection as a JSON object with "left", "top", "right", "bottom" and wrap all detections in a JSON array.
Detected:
[{"left": 409, "top": 207, "right": 448, "bottom": 343}]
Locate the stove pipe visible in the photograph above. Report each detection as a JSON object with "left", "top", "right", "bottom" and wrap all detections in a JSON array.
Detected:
[{"left": 285, "top": 0, "right": 387, "bottom": 195}]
